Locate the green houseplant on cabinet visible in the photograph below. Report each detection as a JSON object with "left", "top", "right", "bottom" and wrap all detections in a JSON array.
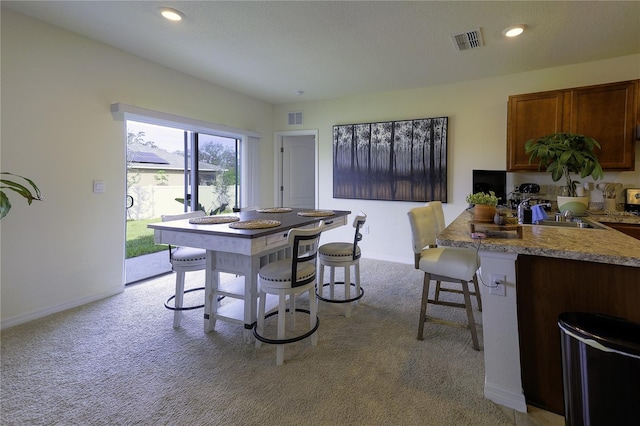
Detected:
[
  {"left": 0, "top": 172, "right": 43, "bottom": 220},
  {"left": 466, "top": 190, "right": 500, "bottom": 223},
  {"left": 524, "top": 132, "right": 604, "bottom": 215}
]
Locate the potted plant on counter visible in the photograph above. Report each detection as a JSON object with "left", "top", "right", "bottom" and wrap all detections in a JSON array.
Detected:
[
  {"left": 466, "top": 190, "right": 500, "bottom": 223},
  {"left": 524, "top": 132, "right": 604, "bottom": 215}
]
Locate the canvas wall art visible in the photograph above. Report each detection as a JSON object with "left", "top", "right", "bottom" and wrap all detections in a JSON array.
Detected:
[{"left": 333, "top": 117, "right": 448, "bottom": 202}]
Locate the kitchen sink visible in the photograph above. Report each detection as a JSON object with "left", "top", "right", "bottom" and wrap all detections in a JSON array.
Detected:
[{"left": 534, "top": 219, "right": 607, "bottom": 229}]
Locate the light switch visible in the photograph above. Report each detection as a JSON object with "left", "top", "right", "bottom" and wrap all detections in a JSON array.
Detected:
[{"left": 93, "top": 180, "right": 104, "bottom": 194}]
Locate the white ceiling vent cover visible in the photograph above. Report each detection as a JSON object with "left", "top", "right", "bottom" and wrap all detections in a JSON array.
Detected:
[
  {"left": 288, "top": 111, "right": 303, "bottom": 126},
  {"left": 451, "top": 29, "right": 484, "bottom": 51}
]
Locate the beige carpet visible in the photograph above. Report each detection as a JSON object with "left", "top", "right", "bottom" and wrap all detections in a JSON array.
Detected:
[{"left": 1, "top": 259, "right": 510, "bottom": 425}]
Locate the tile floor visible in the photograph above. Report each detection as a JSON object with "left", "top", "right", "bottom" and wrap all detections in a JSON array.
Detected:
[
  {"left": 125, "top": 251, "right": 172, "bottom": 285},
  {"left": 497, "top": 404, "right": 564, "bottom": 425}
]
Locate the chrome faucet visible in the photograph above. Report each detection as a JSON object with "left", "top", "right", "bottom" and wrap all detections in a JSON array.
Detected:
[{"left": 517, "top": 199, "right": 530, "bottom": 224}]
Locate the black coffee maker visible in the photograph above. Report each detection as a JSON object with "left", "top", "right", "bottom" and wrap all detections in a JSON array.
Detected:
[{"left": 508, "top": 183, "right": 541, "bottom": 210}]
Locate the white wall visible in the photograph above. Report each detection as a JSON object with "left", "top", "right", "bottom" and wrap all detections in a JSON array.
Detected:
[
  {"left": 274, "top": 54, "right": 640, "bottom": 263},
  {"left": 0, "top": 9, "right": 275, "bottom": 327}
]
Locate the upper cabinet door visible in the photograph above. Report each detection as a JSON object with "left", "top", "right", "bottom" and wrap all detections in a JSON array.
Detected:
[
  {"left": 507, "top": 90, "right": 565, "bottom": 171},
  {"left": 567, "top": 80, "right": 637, "bottom": 170},
  {"left": 507, "top": 80, "right": 638, "bottom": 172}
]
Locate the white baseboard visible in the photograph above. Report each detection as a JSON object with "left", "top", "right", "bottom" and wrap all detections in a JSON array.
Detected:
[
  {"left": 1, "top": 286, "right": 123, "bottom": 330},
  {"left": 484, "top": 382, "right": 528, "bottom": 413}
]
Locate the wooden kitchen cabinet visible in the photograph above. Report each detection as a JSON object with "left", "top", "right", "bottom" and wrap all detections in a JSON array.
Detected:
[
  {"left": 507, "top": 90, "right": 565, "bottom": 171},
  {"left": 507, "top": 80, "right": 638, "bottom": 171},
  {"left": 606, "top": 222, "right": 640, "bottom": 240}
]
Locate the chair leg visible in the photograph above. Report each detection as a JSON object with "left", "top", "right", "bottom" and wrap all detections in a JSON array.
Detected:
[
  {"left": 417, "top": 273, "right": 431, "bottom": 340},
  {"left": 473, "top": 275, "right": 483, "bottom": 312},
  {"left": 173, "top": 271, "right": 185, "bottom": 328},
  {"left": 461, "top": 279, "right": 480, "bottom": 351},
  {"left": 434, "top": 280, "right": 442, "bottom": 301}
]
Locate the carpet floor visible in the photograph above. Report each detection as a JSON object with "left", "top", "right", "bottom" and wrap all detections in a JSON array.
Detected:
[{"left": 1, "top": 258, "right": 510, "bottom": 425}]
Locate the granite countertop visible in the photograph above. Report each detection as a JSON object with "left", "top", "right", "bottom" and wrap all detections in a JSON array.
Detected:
[
  {"left": 437, "top": 210, "right": 640, "bottom": 268},
  {"left": 587, "top": 211, "right": 640, "bottom": 225}
]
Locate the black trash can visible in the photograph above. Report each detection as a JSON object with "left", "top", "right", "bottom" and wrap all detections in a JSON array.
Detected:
[{"left": 558, "top": 312, "right": 640, "bottom": 426}]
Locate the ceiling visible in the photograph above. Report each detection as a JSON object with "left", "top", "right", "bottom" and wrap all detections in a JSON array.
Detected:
[{"left": 3, "top": 1, "right": 640, "bottom": 104}]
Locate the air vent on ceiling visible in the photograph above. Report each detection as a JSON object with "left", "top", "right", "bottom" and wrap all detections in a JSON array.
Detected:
[
  {"left": 450, "top": 29, "right": 484, "bottom": 51},
  {"left": 288, "top": 111, "right": 303, "bottom": 126}
]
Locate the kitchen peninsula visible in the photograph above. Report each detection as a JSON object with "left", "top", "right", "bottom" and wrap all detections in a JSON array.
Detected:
[{"left": 437, "top": 210, "right": 640, "bottom": 415}]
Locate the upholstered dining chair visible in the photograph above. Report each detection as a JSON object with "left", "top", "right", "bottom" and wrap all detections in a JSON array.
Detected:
[
  {"left": 407, "top": 205, "right": 481, "bottom": 350},
  {"left": 254, "top": 221, "right": 325, "bottom": 365},
  {"left": 317, "top": 211, "right": 367, "bottom": 317},
  {"left": 161, "top": 210, "right": 207, "bottom": 328},
  {"left": 425, "top": 201, "right": 482, "bottom": 312}
]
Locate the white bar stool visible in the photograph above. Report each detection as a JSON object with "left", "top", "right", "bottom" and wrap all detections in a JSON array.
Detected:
[
  {"left": 254, "top": 222, "right": 324, "bottom": 365},
  {"left": 317, "top": 212, "right": 367, "bottom": 317},
  {"left": 160, "top": 211, "right": 207, "bottom": 328}
]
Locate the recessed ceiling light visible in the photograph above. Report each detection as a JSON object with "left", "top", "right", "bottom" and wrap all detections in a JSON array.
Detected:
[
  {"left": 160, "top": 7, "right": 184, "bottom": 22},
  {"left": 503, "top": 25, "right": 526, "bottom": 38}
]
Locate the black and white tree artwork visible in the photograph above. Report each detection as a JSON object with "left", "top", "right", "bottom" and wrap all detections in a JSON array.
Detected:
[{"left": 333, "top": 117, "right": 447, "bottom": 202}]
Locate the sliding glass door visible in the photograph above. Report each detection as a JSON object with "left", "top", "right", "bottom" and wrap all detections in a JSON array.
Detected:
[{"left": 125, "top": 120, "right": 240, "bottom": 283}]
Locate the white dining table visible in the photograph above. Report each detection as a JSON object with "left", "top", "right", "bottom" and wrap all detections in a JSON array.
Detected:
[{"left": 149, "top": 208, "right": 351, "bottom": 342}]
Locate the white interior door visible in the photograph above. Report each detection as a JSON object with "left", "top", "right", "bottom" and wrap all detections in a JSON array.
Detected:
[{"left": 280, "top": 134, "right": 316, "bottom": 209}]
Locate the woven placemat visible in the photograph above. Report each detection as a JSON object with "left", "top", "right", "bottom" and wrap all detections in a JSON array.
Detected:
[
  {"left": 256, "top": 207, "right": 293, "bottom": 213},
  {"left": 228, "top": 219, "right": 282, "bottom": 229},
  {"left": 189, "top": 216, "right": 240, "bottom": 225},
  {"left": 297, "top": 210, "right": 335, "bottom": 217}
]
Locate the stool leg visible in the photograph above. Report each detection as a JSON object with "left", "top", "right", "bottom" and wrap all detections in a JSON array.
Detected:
[
  {"left": 290, "top": 293, "right": 296, "bottom": 330},
  {"left": 417, "top": 273, "right": 431, "bottom": 340},
  {"left": 344, "top": 265, "right": 351, "bottom": 318},
  {"left": 318, "top": 262, "right": 325, "bottom": 298},
  {"left": 174, "top": 271, "right": 185, "bottom": 328},
  {"left": 277, "top": 292, "right": 286, "bottom": 365},
  {"left": 354, "top": 261, "right": 361, "bottom": 304},
  {"left": 309, "top": 286, "right": 318, "bottom": 346},
  {"left": 461, "top": 279, "right": 480, "bottom": 351},
  {"left": 329, "top": 266, "right": 336, "bottom": 299},
  {"left": 473, "top": 275, "right": 483, "bottom": 312},
  {"left": 256, "top": 289, "right": 266, "bottom": 348}
]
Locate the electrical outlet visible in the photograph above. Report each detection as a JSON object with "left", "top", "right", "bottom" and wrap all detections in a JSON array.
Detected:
[
  {"left": 362, "top": 226, "right": 370, "bottom": 235},
  {"left": 489, "top": 274, "right": 506, "bottom": 296}
]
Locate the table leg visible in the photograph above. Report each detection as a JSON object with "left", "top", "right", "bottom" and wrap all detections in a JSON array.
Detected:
[
  {"left": 204, "top": 251, "right": 218, "bottom": 333},
  {"left": 242, "top": 255, "right": 262, "bottom": 344}
]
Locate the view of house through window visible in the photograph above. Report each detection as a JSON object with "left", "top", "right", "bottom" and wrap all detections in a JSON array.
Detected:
[{"left": 125, "top": 120, "right": 240, "bottom": 283}]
